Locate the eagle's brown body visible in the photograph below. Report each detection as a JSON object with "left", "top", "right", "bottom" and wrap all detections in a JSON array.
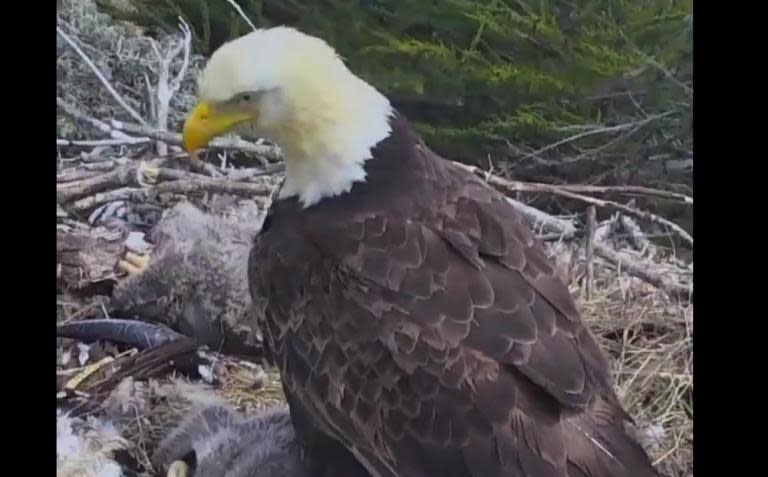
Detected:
[{"left": 248, "top": 114, "right": 659, "bottom": 477}]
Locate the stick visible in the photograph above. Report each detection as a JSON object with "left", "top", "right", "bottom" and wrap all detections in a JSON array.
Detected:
[
  {"left": 518, "top": 111, "right": 675, "bottom": 161},
  {"left": 111, "top": 120, "right": 281, "bottom": 161},
  {"left": 553, "top": 188, "right": 693, "bottom": 247},
  {"left": 56, "top": 25, "right": 150, "bottom": 127},
  {"left": 59, "top": 99, "right": 282, "bottom": 162},
  {"left": 456, "top": 162, "right": 693, "bottom": 246},
  {"left": 57, "top": 164, "right": 148, "bottom": 203},
  {"left": 506, "top": 198, "right": 577, "bottom": 240},
  {"left": 57, "top": 138, "right": 151, "bottom": 147},
  {"left": 150, "top": 19, "right": 192, "bottom": 155},
  {"left": 57, "top": 98, "right": 132, "bottom": 139},
  {"left": 506, "top": 197, "right": 691, "bottom": 300},
  {"left": 66, "top": 179, "right": 272, "bottom": 213},
  {"left": 585, "top": 206, "right": 596, "bottom": 300},
  {"left": 618, "top": 214, "right": 658, "bottom": 258},
  {"left": 594, "top": 245, "right": 691, "bottom": 301},
  {"left": 548, "top": 184, "right": 691, "bottom": 205},
  {"left": 58, "top": 160, "right": 275, "bottom": 203},
  {"left": 225, "top": 0, "right": 257, "bottom": 31}
]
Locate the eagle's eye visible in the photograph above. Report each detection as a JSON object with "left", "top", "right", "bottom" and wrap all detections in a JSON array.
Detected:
[{"left": 241, "top": 94, "right": 251, "bottom": 102}]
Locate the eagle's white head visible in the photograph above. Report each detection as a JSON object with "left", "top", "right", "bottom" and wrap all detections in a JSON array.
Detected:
[{"left": 183, "top": 27, "right": 393, "bottom": 207}]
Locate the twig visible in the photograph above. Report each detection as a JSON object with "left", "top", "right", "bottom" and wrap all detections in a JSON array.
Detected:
[
  {"left": 456, "top": 162, "right": 693, "bottom": 246},
  {"left": 57, "top": 98, "right": 131, "bottom": 139},
  {"left": 57, "top": 138, "right": 150, "bottom": 147},
  {"left": 585, "top": 206, "right": 596, "bottom": 300},
  {"left": 150, "top": 19, "right": 192, "bottom": 155},
  {"left": 506, "top": 198, "right": 577, "bottom": 240},
  {"left": 59, "top": 96, "right": 282, "bottom": 163},
  {"left": 111, "top": 120, "right": 281, "bottom": 161},
  {"left": 58, "top": 160, "right": 275, "bottom": 204},
  {"left": 546, "top": 183, "right": 691, "bottom": 205},
  {"left": 517, "top": 111, "right": 675, "bottom": 162},
  {"left": 455, "top": 162, "right": 691, "bottom": 204},
  {"left": 171, "top": 19, "right": 192, "bottom": 92},
  {"left": 618, "top": 214, "right": 658, "bottom": 258},
  {"left": 66, "top": 178, "right": 272, "bottom": 213},
  {"left": 616, "top": 27, "right": 692, "bottom": 97},
  {"left": 225, "top": 0, "right": 257, "bottom": 31},
  {"left": 58, "top": 163, "right": 150, "bottom": 203},
  {"left": 554, "top": 189, "right": 692, "bottom": 247},
  {"left": 56, "top": 25, "right": 149, "bottom": 127},
  {"left": 506, "top": 193, "right": 691, "bottom": 300},
  {"left": 594, "top": 244, "right": 691, "bottom": 301}
]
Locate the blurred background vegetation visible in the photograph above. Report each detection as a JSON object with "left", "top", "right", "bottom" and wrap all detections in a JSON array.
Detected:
[{"left": 98, "top": 0, "right": 692, "bottom": 234}]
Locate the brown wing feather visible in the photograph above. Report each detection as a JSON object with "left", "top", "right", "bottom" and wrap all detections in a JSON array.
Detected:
[{"left": 248, "top": 122, "right": 657, "bottom": 476}]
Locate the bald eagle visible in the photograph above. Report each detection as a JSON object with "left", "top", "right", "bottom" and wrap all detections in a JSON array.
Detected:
[{"left": 181, "top": 27, "right": 661, "bottom": 477}]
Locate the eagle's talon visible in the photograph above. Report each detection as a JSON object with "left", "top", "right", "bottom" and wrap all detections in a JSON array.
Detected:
[
  {"left": 137, "top": 163, "right": 160, "bottom": 186},
  {"left": 166, "top": 460, "right": 190, "bottom": 477},
  {"left": 117, "top": 251, "right": 150, "bottom": 276}
]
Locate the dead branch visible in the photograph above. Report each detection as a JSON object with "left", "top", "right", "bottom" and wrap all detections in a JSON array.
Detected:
[
  {"left": 57, "top": 163, "right": 150, "bottom": 203},
  {"left": 506, "top": 198, "right": 577, "bottom": 240},
  {"left": 66, "top": 178, "right": 272, "bottom": 213},
  {"left": 111, "top": 120, "right": 281, "bottom": 161},
  {"left": 58, "top": 99, "right": 282, "bottom": 164},
  {"left": 549, "top": 184, "right": 691, "bottom": 205},
  {"left": 226, "top": 0, "right": 257, "bottom": 31},
  {"left": 57, "top": 98, "right": 132, "bottom": 139},
  {"left": 57, "top": 138, "right": 151, "bottom": 147},
  {"left": 58, "top": 161, "right": 128, "bottom": 183},
  {"left": 505, "top": 198, "right": 691, "bottom": 300},
  {"left": 149, "top": 19, "right": 192, "bottom": 156},
  {"left": 618, "top": 214, "right": 658, "bottom": 258},
  {"left": 595, "top": 245, "right": 691, "bottom": 301},
  {"left": 517, "top": 111, "right": 675, "bottom": 162},
  {"left": 59, "top": 160, "right": 275, "bottom": 209},
  {"left": 456, "top": 162, "right": 693, "bottom": 247},
  {"left": 585, "top": 206, "right": 596, "bottom": 299}
]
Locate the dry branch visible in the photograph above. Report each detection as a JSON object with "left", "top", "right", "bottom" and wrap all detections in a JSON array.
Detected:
[
  {"left": 65, "top": 178, "right": 271, "bottom": 213},
  {"left": 585, "top": 206, "right": 597, "bottom": 299},
  {"left": 111, "top": 120, "right": 281, "bottom": 161},
  {"left": 506, "top": 198, "right": 577, "bottom": 240},
  {"left": 456, "top": 162, "right": 693, "bottom": 247},
  {"left": 149, "top": 19, "right": 192, "bottom": 156},
  {"left": 57, "top": 98, "right": 132, "bottom": 139},
  {"left": 58, "top": 163, "right": 150, "bottom": 202},
  {"left": 57, "top": 138, "right": 151, "bottom": 147},
  {"left": 226, "top": 0, "right": 257, "bottom": 31},
  {"left": 594, "top": 245, "right": 691, "bottom": 301},
  {"left": 504, "top": 199, "right": 691, "bottom": 300},
  {"left": 618, "top": 215, "right": 658, "bottom": 258},
  {"left": 543, "top": 184, "right": 691, "bottom": 205},
  {"left": 518, "top": 111, "right": 675, "bottom": 162}
]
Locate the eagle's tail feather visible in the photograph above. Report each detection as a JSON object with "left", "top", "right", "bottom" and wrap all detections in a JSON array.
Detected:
[{"left": 564, "top": 411, "right": 662, "bottom": 477}]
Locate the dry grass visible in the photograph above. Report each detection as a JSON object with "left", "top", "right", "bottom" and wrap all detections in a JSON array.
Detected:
[
  {"left": 574, "top": 269, "right": 693, "bottom": 477},
  {"left": 95, "top": 369, "right": 286, "bottom": 474},
  {"left": 57, "top": 274, "right": 692, "bottom": 477}
]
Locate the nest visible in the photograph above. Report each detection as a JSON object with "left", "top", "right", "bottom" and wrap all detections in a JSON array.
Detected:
[{"left": 56, "top": 1, "right": 693, "bottom": 476}]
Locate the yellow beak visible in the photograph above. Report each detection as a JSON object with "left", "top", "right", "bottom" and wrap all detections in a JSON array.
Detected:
[{"left": 182, "top": 101, "right": 255, "bottom": 153}]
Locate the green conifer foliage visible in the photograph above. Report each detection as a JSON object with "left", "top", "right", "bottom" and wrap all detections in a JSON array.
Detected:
[{"left": 99, "top": 0, "right": 691, "bottom": 189}]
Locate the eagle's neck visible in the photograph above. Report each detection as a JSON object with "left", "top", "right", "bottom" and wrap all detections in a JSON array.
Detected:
[{"left": 276, "top": 80, "right": 394, "bottom": 208}]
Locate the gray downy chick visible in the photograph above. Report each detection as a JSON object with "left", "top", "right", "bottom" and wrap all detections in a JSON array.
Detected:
[
  {"left": 151, "top": 405, "right": 310, "bottom": 477},
  {"left": 110, "top": 200, "right": 265, "bottom": 357}
]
